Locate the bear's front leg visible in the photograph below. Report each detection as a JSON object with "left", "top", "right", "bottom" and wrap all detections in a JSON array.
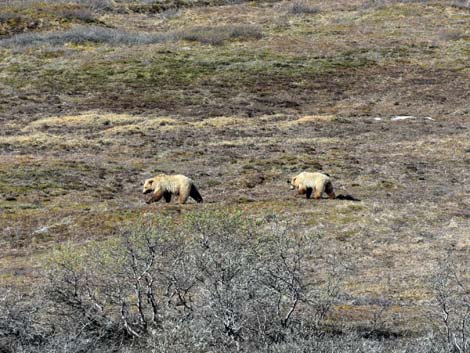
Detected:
[
  {"left": 297, "top": 186, "right": 307, "bottom": 195},
  {"left": 306, "top": 188, "right": 313, "bottom": 199},
  {"left": 147, "top": 190, "right": 164, "bottom": 204},
  {"left": 314, "top": 189, "right": 322, "bottom": 199},
  {"left": 325, "top": 182, "right": 335, "bottom": 199},
  {"left": 164, "top": 192, "right": 172, "bottom": 203}
]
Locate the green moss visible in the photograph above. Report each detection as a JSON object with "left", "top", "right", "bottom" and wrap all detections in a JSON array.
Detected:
[
  {"left": 2, "top": 45, "right": 378, "bottom": 114},
  {"left": 237, "top": 196, "right": 256, "bottom": 203},
  {"left": 0, "top": 158, "right": 122, "bottom": 201},
  {"left": 242, "top": 163, "right": 256, "bottom": 171},
  {"left": 380, "top": 180, "right": 396, "bottom": 190},
  {"left": 364, "top": 3, "right": 427, "bottom": 22},
  {"left": 206, "top": 179, "right": 221, "bottom": 187}
]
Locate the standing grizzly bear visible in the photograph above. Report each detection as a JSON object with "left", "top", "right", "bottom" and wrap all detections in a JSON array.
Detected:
[
  {"left": 143, "top": 174, "right": 203, "bottom": 204},
  {"left": 289, "top": 172, "right": 336, "bottom": 200}
]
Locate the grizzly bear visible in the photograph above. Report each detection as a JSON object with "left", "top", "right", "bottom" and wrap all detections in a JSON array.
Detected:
[
  {"left": 289, "top": 172, "right": 336, "bottom": 200},
  {"left": 143, "top": 174, "right": 203, "bottom": 204}
]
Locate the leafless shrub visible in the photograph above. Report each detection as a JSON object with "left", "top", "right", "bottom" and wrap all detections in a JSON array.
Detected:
[
  {"left": 428, "top": 253, "right": 470, "bottom": 353},
  {"left": 178, "top": 28, "right": 226, "bottom": 46},
  {"left": 255, "top": 333, "right": 388, "bottom": 353},
  {"left": 57, "top": 7, "right": 96, "bottom": 22},
  {"left": 0, "top": 25, "right": 175, "bottom": 47},
  {"left": 360, "top": 0, "right": 431, "bottom": 9},
  {"left": 0, "top": 289, "right": 48, "bottom": 353},
  {"left": 0, "top": 24, "right": 261, "bottom": 48},
  {"left": 438, "top": 30, "right": 466, "bottom": 41},
  {"left": 0, "top": 12, "right": 20, "bottom": 22},
  {"left": 182, "top": 212, "right": 343, "bottom": 347},
  {"left": 10, "top": 212, "right": 470, "bottom": 352},
  {"left": 0, "top": 0, "right": 275, "bottom": 14},
  {"left": 288, "top": 1, "right": 320, "bottom": 15},
  {"left": 35, "top": 211, "right": 343, "bottom": 351},
  {"left": 75, "top": 0, "right": 115, "bottom": 11},
  {"left": 0, "top": 0, "right": 115, "bottom": 12},
  {"left": 450, "top": 0, "right": 470, "bottom": 9},
  {"left": 179, "top": 25, "right": 262, "bottom": 45},
  {"left": 158, "top": 7, "right": 180, "bottom": 19}
]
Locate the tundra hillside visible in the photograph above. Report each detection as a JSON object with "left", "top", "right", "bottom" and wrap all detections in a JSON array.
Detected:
[{"left": 0, "top": 0, "right": 469, "bottom": 352}]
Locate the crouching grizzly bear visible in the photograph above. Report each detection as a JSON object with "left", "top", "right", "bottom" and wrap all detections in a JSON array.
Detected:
[
  {"left": 289, "top": 172, "right": 335, "bottom": 200},
  {"left": 143, "top": 174, "right": 203, "bottom": 204}
]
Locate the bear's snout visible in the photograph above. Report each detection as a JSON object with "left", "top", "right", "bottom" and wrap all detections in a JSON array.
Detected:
[{"left": 290, "top": 185, "right": 295, "bottom": 190}]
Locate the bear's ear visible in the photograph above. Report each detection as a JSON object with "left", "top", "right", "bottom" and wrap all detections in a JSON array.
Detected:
[{"left": 148, "top": 179, "right": 153, "bottom": 184}]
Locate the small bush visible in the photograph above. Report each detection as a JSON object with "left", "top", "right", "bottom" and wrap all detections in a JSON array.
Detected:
[
  {"left": 360, "top": 0, "right": 436, "bottom": 9},
  {"left": 41, "top": 211, "right": 342, "bottom": 349},
  {"left": 438, "top": 30, "right": 466, "bottom": 41},
  {"left": 179, "top": 25, "right": 262, "bottom": 45},
  {"left": 0, "top": 289, "right": 49, "bottom": 351},
  {"left": 0, "top": 211, "right": 347, "bottom": 352},
  {"left": 0, "top": 0, "right": 115, "bottom": 12},
  {"left": 57, "top": 7, "right": 96, "bottom": 22},
  {"left": 451, "top": 0, "right": 470, "bottom": 9},
  {"left": 288, "top": 1, "right": 320, "bottom": 15},
  {"left": 75, "top": 0, "right": 115, "bottom": 12},
  {"left": 428, "top": 253, "right": 470, "bottom": 353},
  {"left": 158, "top": 7, "right": 180, "bottom": 19},
  {"left": 0, "top": 25, "right": 175, "bottom": 47},
  {"left": 0, "top": 12, "right": 18, "bottom": 22},
  {"left": 0, "top": 24, "right": 262, "bottom": 48}
]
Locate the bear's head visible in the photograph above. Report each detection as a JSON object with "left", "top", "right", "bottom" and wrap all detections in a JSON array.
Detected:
[
  {"left": 289, "top": 177, "right": 298, "bottom": 190},
  {"left": 142, "top": 178, "right": 155, "bottom": 194}
]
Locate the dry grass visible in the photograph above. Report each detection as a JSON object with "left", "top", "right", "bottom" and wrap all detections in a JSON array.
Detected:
[
  {"left": 283, "top": 115, "right": 338, "bottom": 127},
  {"left": 24, "top": 112, "right": 143, "bottom": 130}
]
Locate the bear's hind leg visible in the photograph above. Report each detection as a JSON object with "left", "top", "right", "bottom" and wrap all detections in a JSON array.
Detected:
[
  {"left": 178, "top": 188, "right": 190, "bottom": 204},
  {"left": 325, "top": 181, "right": 336, "bottom": 199},
  {"left": 190, "top": 185, "right": 203, "bottom": 203}
]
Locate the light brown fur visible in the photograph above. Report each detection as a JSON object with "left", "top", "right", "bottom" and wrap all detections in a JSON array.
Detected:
[
  {"left": 143, "top": 174, "right": 203, "bottom": 205},
  {"left": 289, "top": 172, "right": 336, "bottom": 200}
]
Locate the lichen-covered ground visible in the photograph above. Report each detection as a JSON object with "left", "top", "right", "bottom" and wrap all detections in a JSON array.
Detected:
[{"left": 0, "top": 0, "right": 469, "bottom": 335}]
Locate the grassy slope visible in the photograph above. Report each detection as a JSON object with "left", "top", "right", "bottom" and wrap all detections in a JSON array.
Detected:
[{"left": 0, "top": 0, "right": 469, "bottom": 334}]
